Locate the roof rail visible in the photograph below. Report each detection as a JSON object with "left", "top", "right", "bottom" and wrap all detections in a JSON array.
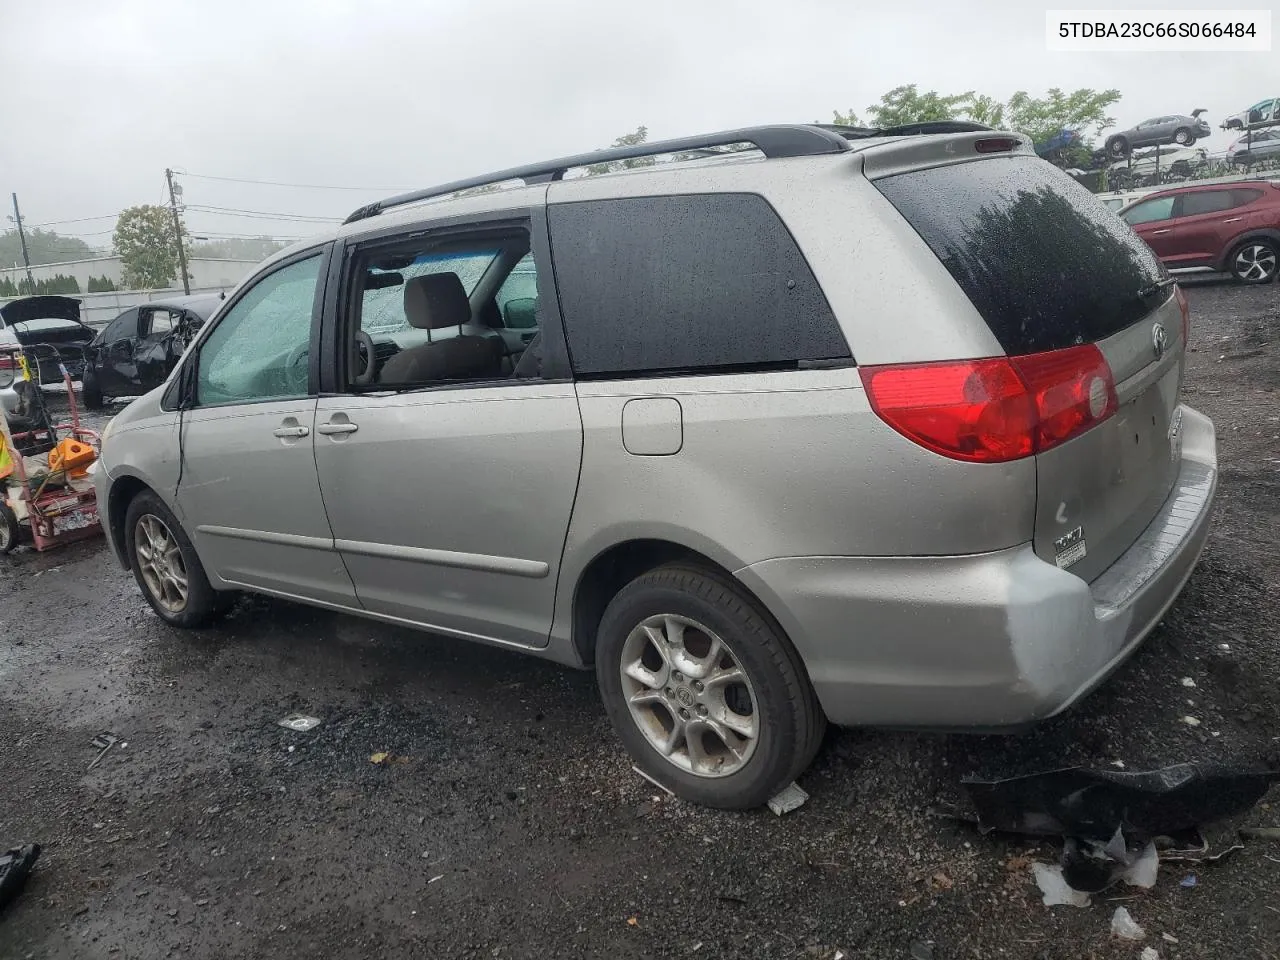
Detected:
[{"left": 342, "top": 124, "right": 851, "bottom": 224}]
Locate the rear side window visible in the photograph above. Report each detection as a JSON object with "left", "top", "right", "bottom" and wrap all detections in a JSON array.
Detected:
[
  {"left": 1231, "top": 188, "right": 1264, "bottom": 207},
  {"left": 1178, "top": 190, "right": 1234, "bottom": 217},
  {"left": 549, "top": 193, "right": 849, "bottom": 376},
  {"left": 876, "top": 157, "right": 1164, "bottom": 354}
]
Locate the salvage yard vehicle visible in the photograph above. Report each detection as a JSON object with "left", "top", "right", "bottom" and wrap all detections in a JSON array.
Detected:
[
  {"left": 81, "top": 294, "right": 221, "bottom": 409},
  {"left": 95, "top": 124, "right": 1218, "bottom": 809},
  {"left": 1105, "top": 111, "right": 1212, "bottom": 158},
  {"left": 1120, "top": 180, "right": 1280, "bottom": 283},
  {"left": 1108, "top": 145, "right": 1207, "bottom": 186},
  {"left": 1222, "top": 98, "right": 1280, "bottom": 132},
  {"left": 0, "top": 296, "right": 95, "bottom": 408}
]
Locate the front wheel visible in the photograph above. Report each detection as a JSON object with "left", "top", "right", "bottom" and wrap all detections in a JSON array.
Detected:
[
  {"left": 595, "top": 564, "right": 825, "bottom": 809},
  {"left": 1173, "top": 128, "right": 1192, "bottom": 145},
  {"left": 1230, "top": 240, "right": 1279, "bottom": 284},
  {"left": 124, "top": 490, "right": 227, "bottom": 627},
  {"left": 1106, "top": 135, "right": 1130, "bottom": 159}
]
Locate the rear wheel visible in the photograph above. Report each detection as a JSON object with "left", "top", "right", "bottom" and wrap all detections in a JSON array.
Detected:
[
  {"left": 1173, "top": 128, "right": 1193, "bottom": 145},
  {"left": 124, "top": 490, "right": 226, "bottom": 627},
  {"left": 1106, "top": 135, "right": 1130, "bottom": 159},
  {"left": 1229, "top": 240, "right": 1279, "bottom": 284},
  {"left": 0, "top": 502, "right": 19, "bottom": 554},
  {"left": 595, "top": 564, "right": 825, "bottom": 809},
  {"left": 81, "top": 372, "right": 105, "bottom": 410}
]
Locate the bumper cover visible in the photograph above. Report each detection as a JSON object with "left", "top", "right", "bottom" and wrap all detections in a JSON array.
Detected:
[{"left": 737, "top": 405, "right": 1217, "bottom": 729}]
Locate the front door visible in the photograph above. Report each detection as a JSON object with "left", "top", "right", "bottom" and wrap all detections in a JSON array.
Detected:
[
  {"left": 134, "top": 306, "right": 183, "bottom": 393},
  {"left": 313, "top": 226, "right": 582, "bottom": 648},
  {"left": 1123, "top": 194, "right": 1180, "bottom": 261},
  {"left": 96, "top": 307, "right": 142, "bottom": 396},
  {"left": 177, "top": 249, "right": 358, "bottom": 607}
]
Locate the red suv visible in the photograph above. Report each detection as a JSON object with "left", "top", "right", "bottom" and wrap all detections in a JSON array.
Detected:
[{"left": 1120, "top": 180, "right": 1280, "bottom": 283}]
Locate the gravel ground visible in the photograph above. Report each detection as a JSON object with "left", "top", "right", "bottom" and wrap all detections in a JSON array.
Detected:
[{"left": 2, "top": 279, "right": 1278, "bottom": 960}]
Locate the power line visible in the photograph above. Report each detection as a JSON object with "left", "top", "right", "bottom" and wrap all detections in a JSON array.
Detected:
[
  {"left": 29, "top": 214, "right": 118, "bottom": 228},
  {"left": 184, "top": 203, "right": 341, "bottom": 223},
  {"left": 182, "top": 171, "right": 412, "bottom": 191}
]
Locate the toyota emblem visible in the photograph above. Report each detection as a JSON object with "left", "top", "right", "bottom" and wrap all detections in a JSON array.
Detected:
[{"left": 1152, "top": 322, "right": 1167, "bottom": 359}]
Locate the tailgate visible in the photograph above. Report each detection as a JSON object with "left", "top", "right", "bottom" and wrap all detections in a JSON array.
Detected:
[
  {"left": 1034, "top": 293, "right": 1184, "bottom": 580},
  {"left": 872, "top": 150, "right": 1180, "bottom": 581}
]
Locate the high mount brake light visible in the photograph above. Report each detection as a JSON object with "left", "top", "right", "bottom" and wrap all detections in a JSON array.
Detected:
[{"left": 859, "top": 344, "right": 1118, "bottom": 464}]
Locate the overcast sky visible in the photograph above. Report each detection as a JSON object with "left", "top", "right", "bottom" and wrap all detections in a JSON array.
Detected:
[{"left": 3, "top": 0, "right": 1275, "bottom": 250}]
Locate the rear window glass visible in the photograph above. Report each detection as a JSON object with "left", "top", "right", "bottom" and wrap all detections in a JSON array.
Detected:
[
  {"left": 11, "top": 318, "right": 83, "bottom": 334},
  {"left": 549, "top": 193, "right": 849, "bottom": 377},
  {"left": 876, "top": 156, "right": 1165, "bottom": 354}
]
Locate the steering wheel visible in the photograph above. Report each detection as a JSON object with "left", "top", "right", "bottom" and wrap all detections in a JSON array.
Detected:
[{"left": 353, "top": 330, "right": 376, "bottom": 385}]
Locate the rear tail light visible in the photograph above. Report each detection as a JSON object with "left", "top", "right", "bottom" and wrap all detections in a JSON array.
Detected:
[
  {"left": 1174, "top": 284, "right": 1190, "bottom": 345},
  {"left": 0, "top": 355, "right": 12, "bottom": 371},
  {"left": 860, "top": 344, "right": 1118, "bottom": 464}
]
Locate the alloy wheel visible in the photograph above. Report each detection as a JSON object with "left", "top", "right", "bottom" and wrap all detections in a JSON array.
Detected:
[
  {"left": 135, "top": 514, "right": 189, "bottom": 613},
  {"left": 1234, "top": 244, "right": 1278, "bottom": 282},
  {"left": 619, "top": 613, "right": 759, "bottom": 778}
]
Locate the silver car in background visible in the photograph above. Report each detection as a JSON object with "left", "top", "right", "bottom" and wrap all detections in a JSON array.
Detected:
[{"left": 94, "top": 124, "right": 1217, "bottom": 809}]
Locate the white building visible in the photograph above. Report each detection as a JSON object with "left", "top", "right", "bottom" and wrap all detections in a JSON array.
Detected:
[{"left": 0, "top": 255, "right": 259, "bottom": 290}]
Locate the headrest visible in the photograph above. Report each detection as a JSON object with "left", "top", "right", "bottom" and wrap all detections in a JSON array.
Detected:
[{"left": 403, "top": 273, "right": 470, "bottom": 330}]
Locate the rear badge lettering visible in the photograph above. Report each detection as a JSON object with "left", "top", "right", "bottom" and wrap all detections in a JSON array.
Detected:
[{"left": 1053, "top": 526, "right": 1087, "bottom": 569}]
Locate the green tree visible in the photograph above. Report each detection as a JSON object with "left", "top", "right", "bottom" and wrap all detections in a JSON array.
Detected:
[
  {"left": 585, "top": 126, "right": 655, "bottom": 176},
  {"left": 0, "top": 228, "right": 98, "bottom": 267},
  {"left": 865, "top": 85, "right": 980, "bottom": 128},
  {"left": 0, "top": 276, "right": 17, "bottom": 297},
  {"left": 1004, "top": 87, "right": 1121, "bottom": 165},
  {"left": 114, "top": 204, "right": 187, "bottom": 290},
  {"left": 86, "top": 275, "right": 118, "bottom": 293}
]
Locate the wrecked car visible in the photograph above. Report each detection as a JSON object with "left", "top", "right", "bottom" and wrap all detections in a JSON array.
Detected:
[
  {"left": 0, "top": 295, "right": 95, "bottom": 418},
  {"left": 81, "top": 294, "right": 221, "bottom": 409},
  {"left": 1104, "top": 111, "right": 1211, "bottom": 158},
  {"left": 1222, "top": 97, "right": 1280, "bottom": 132},
  {"left": 95, "top": 123, "right": 1218, "bottom": 810}
]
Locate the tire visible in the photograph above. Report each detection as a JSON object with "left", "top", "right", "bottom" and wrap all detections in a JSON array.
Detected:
[
  {"left": 1106, "top": 135, "right": 1130, "bottom": 159},
  {"left": 1228, "top": 239, "right": 1279, "bottom": 284},
  {"left": 595, "top": 563, "right": 825, "bottom": 810},
  {"left": 0, "top": 502, "right": 19, "bottom": 555},
  {"left": 1173, "top": 128, "right": 1192, "bottom": 145},
  {"left": 81, "top": 372, "right": 105, "bottom": 410},
  {"left": 124, "top": 490, "right": 227, "bottom": 627}
]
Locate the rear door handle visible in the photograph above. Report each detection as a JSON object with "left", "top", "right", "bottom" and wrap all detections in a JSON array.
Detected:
[
  {"left": 1223, "top": 217, "right": 1243, "bottom": 223},
  {"left": 273, "top": 425, "right": 310, "bottom": 438},
  {"left": 1151, "top": 229, "right": 1172, "bottom": 235},
  {"left": 317, "top": 421, "right": 359, "bottom": 436}
]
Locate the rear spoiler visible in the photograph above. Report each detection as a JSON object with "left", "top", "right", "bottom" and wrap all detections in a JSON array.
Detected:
[{"left": 856, "top": 131, "right": 1035, "bottom": 180}]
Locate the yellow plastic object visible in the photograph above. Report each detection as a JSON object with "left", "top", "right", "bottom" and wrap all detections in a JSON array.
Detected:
[{"left": 48, "top": 438, "right": 96, "bottom": 478}]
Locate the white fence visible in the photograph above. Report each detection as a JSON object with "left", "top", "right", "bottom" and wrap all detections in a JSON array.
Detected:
[{"left": 0, "top": 285, "right": 238, "bottom": 329}]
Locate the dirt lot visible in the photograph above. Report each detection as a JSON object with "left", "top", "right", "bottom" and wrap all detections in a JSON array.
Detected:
[{"left": 2, "top": 279, "right": 1278, "bottom": 960}]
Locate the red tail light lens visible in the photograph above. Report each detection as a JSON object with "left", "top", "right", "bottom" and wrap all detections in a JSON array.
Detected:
[
  {"left": 1175, "top": 284, "right": 1190, "bottom": 345},
  {"left": 975, "top": 137, "right": 1020, "bottom": 154},
  {"left": 0, "top": 355, "right": 13, "bottom": 372},
  {"left": 860, "top": 344, "right": 1117, "bottom": 463}
]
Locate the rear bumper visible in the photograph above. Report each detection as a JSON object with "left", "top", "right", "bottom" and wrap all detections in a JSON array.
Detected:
[{"left": 736, "top": 404, "right": 1217, "bottom": 729}]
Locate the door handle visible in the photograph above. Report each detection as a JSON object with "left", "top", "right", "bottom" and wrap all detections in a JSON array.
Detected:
[
  {"left": 273, "top": 425, "right": 310, "bottom": 438},
  {"left": 1223, "top": 217, "right": 1243, "bottom": 223},
  {"left": 1151, "top": 229, "right": 1172, "bottom": 235},
  {"left": 317, "top": 421, "right": 359, "bottom": 436}
]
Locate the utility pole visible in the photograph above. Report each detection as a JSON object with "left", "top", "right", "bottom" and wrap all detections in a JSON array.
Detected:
[
  {"left": 165, "top": 168, "right": 190, "bottom": 295},
  {"left": 10, "top": 193, "right": 36, "bottom": 292}
]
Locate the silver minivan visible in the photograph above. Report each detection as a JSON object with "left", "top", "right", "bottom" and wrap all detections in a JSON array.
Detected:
[{"left": 96, "top": 124, "right": 1217, "bottom": 809}]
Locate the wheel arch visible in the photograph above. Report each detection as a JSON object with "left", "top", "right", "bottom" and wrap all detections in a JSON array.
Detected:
[
  {"left": 1217, "top": 229, "right": 1280, "bottom": 273},
  {"left": 104, "top": 472, "right": 169, "bottom": 568},
  {"left": 568, "top": 535, "right": 786, "bottom": 668}
]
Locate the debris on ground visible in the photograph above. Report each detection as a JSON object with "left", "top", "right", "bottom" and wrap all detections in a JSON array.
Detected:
[
  {"left": 369, "top": 752, "right": 410, "bottom": 765},
  {"left": 1140, "top": 948, "right": 1160, "bottom": 960},
  {"left": 87, "top": 733, "right": 118, "bottom": 771},
  {"left": 277, "top": 713, "right": 322, "bottom": 732},
  {"left": 1181, "top": 677, "right": 1197, "bottom": 688},
  {"left": 631, "top": 765, "right": 674, "bottom": 797},
  {"left": 1182, "top": 716, "right": 1202, "bottom": 727},
  {"left": 1111, "top": 906, "right": 1146, "bottom": 940},
  {"left": 960, "top": 761, "right": 1280, "bottom": 841},
  {"left": 908, "top": 940, "right": 934, "bottom": 960},
  {"left": 1060, "top": 830, "right": 1158, "bottom": 893},
  {"left": 766, "top": 782, "right": 809, "bottom": 816},
  {"left": 1239, "top": 826, "right": 1280, "bottom": 840},
  {"left": 0, "top": 844, "right": 41, "bottom": 911},
  {"left": 1180, "top": 874, "right": 1198, "bottom": 887},
  {"left": 1032, "top": 862, "right": 1091, "bottom": 907}
]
